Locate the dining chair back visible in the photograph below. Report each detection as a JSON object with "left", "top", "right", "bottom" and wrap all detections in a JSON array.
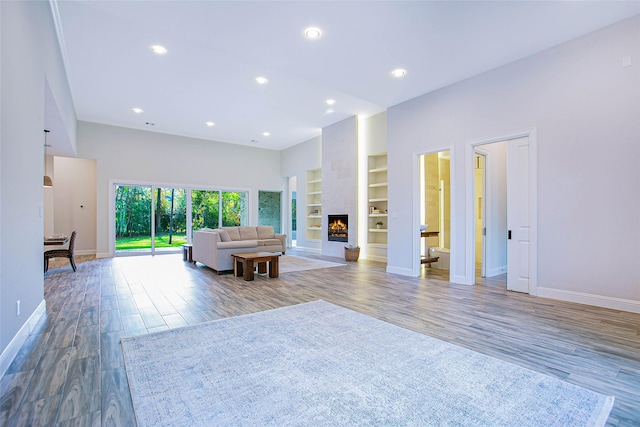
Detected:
[{"left": 44, "top": 230, "right": 77, "bottom": 273}]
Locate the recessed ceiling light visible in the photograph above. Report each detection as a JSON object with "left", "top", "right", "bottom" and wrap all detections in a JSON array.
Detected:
[
  {"left": 206, "top": 121, "right": 215, "bottom": 127},
  {"left": 132, "top": 108, "right": 144, "bottom": 114},
  {"left": 262, "top": 132, "right": 270, "bottom": 137},
  {"left": 304, "top": 27, "right": 322, "bottom": 40},
  {"left": 150, "top": 45, "right": 167, "bottom": 55},
  {"left": 325, "top": 99, "right": 336, "bottom": 105},
  {"left": 255, "top": 76, "right": 268, "bottom": 85},
  {"left": 391, "top": 68, "right": 407, "bottom": 78}
]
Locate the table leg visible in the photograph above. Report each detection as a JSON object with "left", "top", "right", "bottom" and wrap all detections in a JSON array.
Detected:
[
  {"left": 234, "top": 257, "right": 243, "bottom": 277},
  {"left": 243, "top": 259, "right": 255, "bottom": 281},
  {"left": 269, "top": 256, "right": 279, "bottom": 278},
  {"left": 257, "top": 262, "right": 267, "bottom": 274}
]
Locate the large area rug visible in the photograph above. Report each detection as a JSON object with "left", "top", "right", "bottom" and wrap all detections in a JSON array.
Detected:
[
  {"left": 121, "top": 301, "right": 614, "bottom": 427},
  {"left": 277, "top": 254, "right": 344, "bottom": 274}
]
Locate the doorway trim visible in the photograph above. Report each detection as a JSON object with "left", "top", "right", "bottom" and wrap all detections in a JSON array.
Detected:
[{"left": 465, "top": 128, "right": 538, "bottom": 295}]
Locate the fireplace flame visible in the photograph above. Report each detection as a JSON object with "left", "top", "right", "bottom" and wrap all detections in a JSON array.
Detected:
[{"left": 329, "top": 219, "right": 347, "bottom": 232}]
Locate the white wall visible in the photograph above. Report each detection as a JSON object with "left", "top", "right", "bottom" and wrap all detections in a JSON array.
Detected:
[
  {"left": 77, "top": 122, "right": 284, "bottom": 257},
  {"left": 0, "top": 1, "right": 76, "bottom": 360},
  {"left": 363, "top": 112, "right": 387, "bottom": 156},
  {"left": 281, "top": 135, "right": 322, "bottom": 250},
  {"left": 53, "top": 157, "right": 97, "bottom": 254},
  {"left": 322, "top": 116, "right": 358, "bottom": 258},
  {"left": 387, "top": 16, "right": 640, "bottom": 310}
]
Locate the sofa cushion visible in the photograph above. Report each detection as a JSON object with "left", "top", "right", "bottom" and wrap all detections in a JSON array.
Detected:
[
  {"left": 218, "top": 240, "right": 258, "bottom": 249},
  {"left": 218, "top": 229, "right": 231, "bottom": 242},
  {"left": 257, "top": 226, "right": 275, "bottom": 239},
  {"left": 258, "top": 238, "right": 281, "bottom": 246},
  {"left": 223, "top": 227, "right": 241, "bottom": 241},
  {"left": 238, "top": 226, "right": 259, "bottom": 240}
]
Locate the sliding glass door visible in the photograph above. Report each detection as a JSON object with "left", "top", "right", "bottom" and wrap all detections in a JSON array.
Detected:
[
  {"left": 153, "top": 187, "right": 187, "bottom": 253},
  {"left": 115, "top": 183, "right": 249, "bottom": 254},
  {"left": 191, "top": 190, "right": 248, "bottom": 234},
  {"left": 221, "top": 191, "right": 247, "bottom": 227},
  {"left": 192, "top": 190, "right": 220, "bottom": 230},
  {"left": 115, "top": 185, "right": 152, "bottom": 252}
]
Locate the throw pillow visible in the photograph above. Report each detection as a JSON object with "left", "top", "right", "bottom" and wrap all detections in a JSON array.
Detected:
[
  {"left": 257, "top": 226, "right": 275, "bottom": 239},
  {"left": 218, "top": 229, "right": 231, "bottom": 242},
  {"left": 223, "top": 227, "right": 241, "bottom": 241}
]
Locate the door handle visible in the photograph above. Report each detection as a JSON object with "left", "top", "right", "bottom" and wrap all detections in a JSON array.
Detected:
[{"left": 508, "top": 230, "right": 512, "bottom": 240}]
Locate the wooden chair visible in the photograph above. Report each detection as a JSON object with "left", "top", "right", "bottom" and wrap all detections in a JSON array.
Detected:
[{"left": 44, "top": 231, "right": 77, "bottom": 273}]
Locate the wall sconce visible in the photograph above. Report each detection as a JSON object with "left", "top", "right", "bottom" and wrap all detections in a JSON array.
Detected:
[{"left": 43, "top": 129, "right": 53, "bottom": 188}]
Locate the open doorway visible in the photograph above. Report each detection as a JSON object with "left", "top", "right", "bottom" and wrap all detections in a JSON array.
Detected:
[
  {"left": 419, "top": 151, "right": 450, "bottom": 278},
  {"left": 472, "top": 144, "right": 507, "bottom": 285},
  {"left": 467, "top": 131, "right": 537, "bottom": 294}
]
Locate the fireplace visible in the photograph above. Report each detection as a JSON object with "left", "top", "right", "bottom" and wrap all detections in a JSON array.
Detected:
[{"left": 328, "top": 215, "right": 348, "bottom": 242}]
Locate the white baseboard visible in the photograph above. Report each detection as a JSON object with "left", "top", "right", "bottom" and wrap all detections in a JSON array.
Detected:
[
  {"left": 365, "top": 254, "right": 387, "bottom": 263},
  {"left": 537, "top": 287, "right": 640, "bottom": 314},
  {"left": 486, "top": 265, "right": 507, "bottom": 277},
  {"left": 75, "top": 249, "right": 96, "bottom": 256},
  {"left": 292, "top": 246, "right": 321, "bottom": 254},
  {"left": 96, "top": 252, "right": 111, "bottom": 259},
  {"left": 0, "top": 300, "right": 47, "bottom": 378},
  {"left": 452, "top": 274, "right": 471, "bottom": 285},
  {"left": 386, "top": 265, "right": 414, "bottom": 276}
]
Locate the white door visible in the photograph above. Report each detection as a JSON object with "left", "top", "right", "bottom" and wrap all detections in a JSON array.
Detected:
[{"left": 506, "top": 137, "right": 530, "bottom": 293}]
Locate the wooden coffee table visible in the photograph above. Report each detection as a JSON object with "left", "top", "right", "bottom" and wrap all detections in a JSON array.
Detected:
[{"left": 231, "top": 252, "right": 281, "bottom": 281}]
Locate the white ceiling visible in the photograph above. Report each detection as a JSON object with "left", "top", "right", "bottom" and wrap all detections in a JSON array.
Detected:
[{"left": 51, "top": 1, "right": 640, "bottom": 153}]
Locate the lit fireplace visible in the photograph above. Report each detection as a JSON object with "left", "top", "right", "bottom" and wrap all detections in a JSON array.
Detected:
[{"left": 328, "top": 214, "right": 348, "bottom": 242}]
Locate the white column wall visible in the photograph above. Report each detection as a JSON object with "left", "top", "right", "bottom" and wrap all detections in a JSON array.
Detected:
[
  {"left": 0, "top": 1, "right": 76, "bottom": 358},
  {"left": 322, "top": 117, "right": 358, "bottom": 258}
]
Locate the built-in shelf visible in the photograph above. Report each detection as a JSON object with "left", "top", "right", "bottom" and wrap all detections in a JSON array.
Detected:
[
  {"left": 369, "top": 167, "right": 388, "bottom": 173},
  {"left": 306, "top": 168, "right": 322, "bottom": 243},
  {"left": 368, "top": 153, "right": 388, "bottom": 250}
]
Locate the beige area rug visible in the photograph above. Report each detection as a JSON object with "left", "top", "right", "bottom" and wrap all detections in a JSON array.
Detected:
[
  {"left": 122, "top": 301, "right": 614, "bottom": 427},
  {"left": 277, "top": 255, "right": 345, "bottom": 274}
]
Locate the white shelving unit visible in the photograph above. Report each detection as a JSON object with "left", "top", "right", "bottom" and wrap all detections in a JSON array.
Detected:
[
  {"left": 306, "top": 168, "right": 322, "bottom": 242},
  {"left": 368, "top": 153, "right": 388, "bottom": 247}
]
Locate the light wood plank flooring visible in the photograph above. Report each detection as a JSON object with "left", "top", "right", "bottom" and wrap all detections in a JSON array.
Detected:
[{"left": 1, "top": 250, "right": 639, "bottom": 426}]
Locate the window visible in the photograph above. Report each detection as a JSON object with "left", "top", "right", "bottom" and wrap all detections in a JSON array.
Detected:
[{"left": 115, "top": 184, "right": 248, "bottom": 254}]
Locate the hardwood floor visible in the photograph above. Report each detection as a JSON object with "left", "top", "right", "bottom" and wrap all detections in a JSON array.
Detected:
[{"left": 1, "top": 250, "right": 639, "bottom": 426}]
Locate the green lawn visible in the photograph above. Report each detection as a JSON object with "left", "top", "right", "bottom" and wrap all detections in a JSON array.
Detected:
[{"left": 116, "top": 234, "right": 187, "bottom": 250}]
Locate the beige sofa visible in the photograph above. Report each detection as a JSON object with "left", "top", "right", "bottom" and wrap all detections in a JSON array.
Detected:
[{"left": 192, "top": 225, "right": 286, "bottom": 273}]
